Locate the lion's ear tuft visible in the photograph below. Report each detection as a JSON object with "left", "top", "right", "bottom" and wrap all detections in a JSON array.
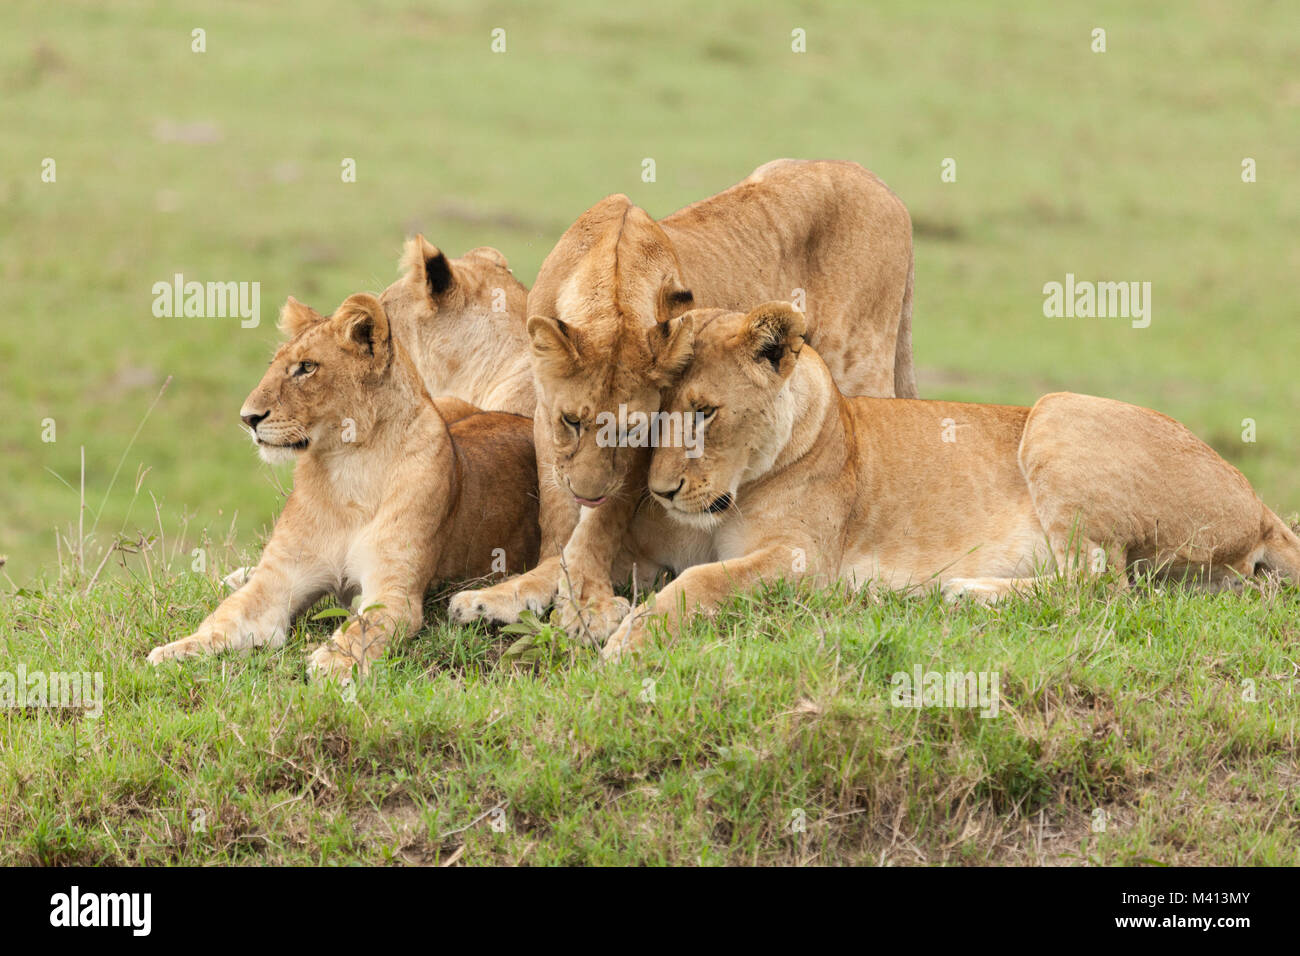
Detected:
[
  {"left": 526, "top": 315, "right": 581, "bottom": 379},
  {"left": 278, "top": 296, "right": 325, "bottom": 338},
  {"left": 647, "top": 312, "right": 695, "bottom": 386},
  {"left": 401, "top": 234, "right": 455, "bottom": 300},
  {"left": 742, "top": 302, "right": 806, "bottom": 378}
]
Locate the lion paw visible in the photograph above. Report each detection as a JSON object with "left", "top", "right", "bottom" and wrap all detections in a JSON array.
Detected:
[
  {"left": 940, "top": 578, "right": 1007, "bottom": 605},
  {"left": 223, "top": 566, "right": 255, "bottom": 590},
  {"left": 600, "top": 611, "right": 647, "bottom": 663},
  {"left": 556, "top": 589, "right": 631, "bottom": 646},
  {"left": 449, "top": 573, "right": 557, "bottom": 625},
  {"left": 147, "top": 633, "right": 218, "bottom": 665},
  {"left": 306, "top": 641, "right": 365, "bottom": 685}
]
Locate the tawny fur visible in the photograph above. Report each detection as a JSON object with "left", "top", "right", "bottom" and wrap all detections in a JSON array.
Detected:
[
  {"left": 600, "top": 303, "right": 1300, "bottom": 659},
  {"left": 451, "top": 160, "right": 916, "bottom": 640},
  {"left": 146, "top": 294, "right": 539, "bottom": 682},
  {"left": 379, "top": 236, "right": 535, "bottom": 416},
  {"left": 222, "top": 239, "right": 537, "bottom": 593}
]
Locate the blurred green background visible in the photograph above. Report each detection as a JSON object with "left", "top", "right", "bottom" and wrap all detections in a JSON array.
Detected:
[{"left": 2, "top": 0, "right": 1297, "bottom": 584}]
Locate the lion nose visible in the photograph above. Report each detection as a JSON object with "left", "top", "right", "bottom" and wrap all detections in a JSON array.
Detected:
[
  {"left": 241, "top": 410, "right": 269, "bottom": 430},
  {"left": 652, "top": 477, "right": 686, "bottom": 501}
]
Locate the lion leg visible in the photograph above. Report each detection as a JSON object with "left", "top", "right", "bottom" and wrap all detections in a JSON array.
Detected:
[
  {"left": 306, "top": 586, "right": 424, "bottom": 684},
  {"left": 449, "top": 554, "right": 564, "bottom": 625},
  {"left": 147, "top": 558, "right": 319, "bottom": 663},
  {"left": 306, "top": 515, "right": 435, "bottom": 682},
  {"left": 602, "top": 544, "right": 799, "bottom": 662},
  {"left": 942, "top": 532, "right": 1126, "bottom": 605},
  {"left": 893, "top": 257, "right": 918, "bottom": 399},
  {"left": 550, "top": 451, "right": 659, "bottom": 644}
]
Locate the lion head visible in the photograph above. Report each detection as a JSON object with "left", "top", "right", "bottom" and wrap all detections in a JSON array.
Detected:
[
  {"left": 379, "top": 235, "right": 528, "bottom": 378},
  {"left": 647, "top": 302, "right": 807, "bottom": 528},
  {"left": 526, "top": 198, "right": 696, "bottom": 505},
  {"left": 239, "top": 293, "right": 399, "bottom": 464}
]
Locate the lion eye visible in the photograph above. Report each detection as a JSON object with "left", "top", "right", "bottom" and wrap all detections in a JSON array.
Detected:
[
  {"left": 695, "top": 405, "right": 718, "bottom": 419},
  {"left": 291, "top": 361, "right": 318, "bottom": 378},
  {"left": 561, "top": 413, "right": 581, "bottom": 432}
]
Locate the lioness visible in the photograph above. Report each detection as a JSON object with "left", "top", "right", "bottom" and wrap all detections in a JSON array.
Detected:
[
  {"left": 378, "top": 235, "right": 534, "bottom": 416},
  {"left": 452, "top": 159, "right": 916, "bottom": 639},
  {"left": 600, "top": 302, "right": 1300, "bottom": 659},
  {"left": 222, "top": 236, "right": 535, "bottom": 592},
  {"left": 146, "top": 294, "right": 539, "bottom": 681}
]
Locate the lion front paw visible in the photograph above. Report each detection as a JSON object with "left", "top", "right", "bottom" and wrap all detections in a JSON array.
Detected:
[
  {"left": 600, "top": 610, "right": 649, "bottom": 663},
  {"left": 449, "top": 569, "right": 558, "bottom": 625},
  {"left": 223, "top": 566, "right": 255, "bottom": 590},
  {"left": 147, "top": 633, "right": 220, "bottom": 665},
  {"left": 555, "top": 586, "right": 631, "bottom": 646},
  {"left": 306, "top": 640, "right": 365, "bottom": 684}
]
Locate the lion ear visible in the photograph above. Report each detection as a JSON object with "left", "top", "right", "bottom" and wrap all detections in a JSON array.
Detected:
[
  {"left": 334, "top": 293, "right": 391, "bottom": 363},
  {"left": 278, "top": 296, "right": 324, "bottom": 338},
  {"left": 647, "top": 312, "right": 695, "bottom": 386},
  {"left": 655, "top": 281, "right": 694, "bottom": 324},
  {"left": 527, "top": 315, "right": 581, "bottom": 379},
  {"left": 467, "top": 246, "right": 510, "bottom": 271},
  {"left": 400, "top": 234, "right": 455, "bottom": 300},
  {"left": 742, "top": 302, "right": 806, "bottom": 378}
]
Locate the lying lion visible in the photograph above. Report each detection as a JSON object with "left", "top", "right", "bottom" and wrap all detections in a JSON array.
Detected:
[
  {"left": 221, "top": 236, "right": 536, "bottom": 593},
  {"left": 146, "top": 294, "right": 539, "bottom": 681},
  {"left": 379, "top": 235, "right": 534, "bottom": 416},
  {"left": 600, "top": 302, "right": 1300, "bottom": 659},
  {"left": 452, "top": 159, "right": 916, "bottom": 640}
]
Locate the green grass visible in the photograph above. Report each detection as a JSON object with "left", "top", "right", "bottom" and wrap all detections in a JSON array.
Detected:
[
  {"left": 3, "top": 561, "right": 1299, "bottom": 865},
  {"left": 2, "top": 0, "right": 1298, "bottom": 864}
]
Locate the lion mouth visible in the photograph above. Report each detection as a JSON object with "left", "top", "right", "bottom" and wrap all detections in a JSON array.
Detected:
[
  {"left": 255, "top": 436, "right": 309, "bottom": 451},
  {"left": 662, "top": 491, "right": 734, "bottom": 527},
  {"left": 705, "top": 493, "right": 733, "bottom": 514},
  {"left": 564, "top": 476, "right": 611, "bottom": 508}
]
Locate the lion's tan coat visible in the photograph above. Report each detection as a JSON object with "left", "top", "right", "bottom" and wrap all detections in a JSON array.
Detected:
[{"left": 602, "top": 303, "right": 1300, "bottom": 656}]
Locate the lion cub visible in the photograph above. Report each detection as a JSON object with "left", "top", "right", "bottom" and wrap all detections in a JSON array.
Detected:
[
  {"left": 146, "top": 294, "right": 539, "bottom": 681},
  {"left": 602, "top": 302, "right": 1300, "bottom": 658}
]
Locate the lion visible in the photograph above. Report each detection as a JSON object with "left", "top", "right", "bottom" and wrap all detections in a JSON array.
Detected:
[
  {"left": 450, "top": 159, "right": 916, "bottom": 640},
  {"left": 600, "top": 302, "right": 1300, "bottom": 659},
  {"left": 145, "top": 293, "right": 539, "bottom": 681},
  {"left": 378, "top": 235, "right": 535, "bottom": 416},
  {"left": 221, "top": 237, "right": 535, "bottom": 592}
]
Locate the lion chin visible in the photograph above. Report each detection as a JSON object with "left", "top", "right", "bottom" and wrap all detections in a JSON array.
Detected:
[
  {"left": 256, "top": 442, "right": 302, "bottom": 466},
  {"left": 662, "top": 503, "right": 731, "bottom": 531}
]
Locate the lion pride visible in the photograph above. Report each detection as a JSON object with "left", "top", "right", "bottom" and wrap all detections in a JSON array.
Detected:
[
  {"left": 599, "top": 302, "right": 1300, "bottom": 658},
  {"left": 451, "top": 159, "right": 916, "bottom": 640}
]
